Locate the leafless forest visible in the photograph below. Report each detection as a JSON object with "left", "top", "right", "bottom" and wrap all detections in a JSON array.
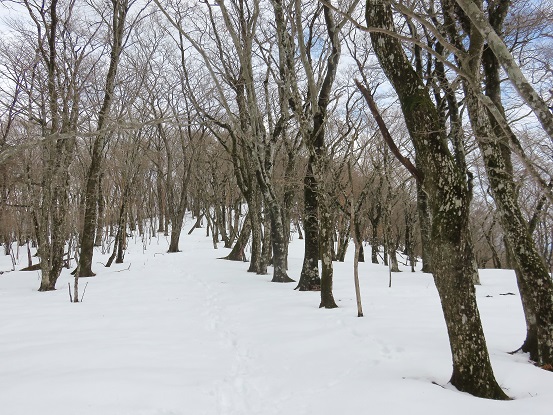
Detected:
[{"left": 1, "top": 0, "right": 552, "bottom": 399}]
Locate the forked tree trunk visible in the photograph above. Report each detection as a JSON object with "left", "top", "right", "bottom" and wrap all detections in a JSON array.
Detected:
[
  {"left": 36, "top": 1, "right": 78, "bottom": 292},
  {"left": 223, "top": 212, "right": 251, "bottom": 262},
  {"left": 76, "top": 0, "right": 129, "bottom": 278}
]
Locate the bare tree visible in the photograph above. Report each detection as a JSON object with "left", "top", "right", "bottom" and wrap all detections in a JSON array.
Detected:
[
  {"left": 362, "top": 0, "right": 507, "bottom": 399},
  {"left": 76, "top": 0, "right": 131, "bottom": 281}
]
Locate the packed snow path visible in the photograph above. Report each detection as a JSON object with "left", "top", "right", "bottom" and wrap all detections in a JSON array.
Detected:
[{"left": 1, "top": 230, "right": 553, "bottom": 415}]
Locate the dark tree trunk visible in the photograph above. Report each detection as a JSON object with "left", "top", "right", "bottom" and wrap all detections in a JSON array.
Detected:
[
  {"left": 370, "top": 221, "right": 379, "bottom": 264},
  {"left": 269, "top": 208, "right": 294, "bottom": 282},
  {"left": 157, "top": 168, "right": 166, "bottom": 234},
  {"left": 219, "top": 205, "right": 232, "bottom": 248},
  {"left": 223, "top": 212, "right": 251, "bottom": 262},
  {"left": 168, "top": 210, "right": 185, "bottom": 253},
  {"left": 336, "top": 218, "right": 350, "bottom": 262},
  {"left": 366, "top": 0, "right": 507, "bottom": 399},
  {"left": 36, "top": 1, "right": 78, "bottom": 292},
  {"left": 296, "top": 220, "right": 303, "bottom": 240},
  {"left": 259, "top": 210, "right": 271, "bottom": 275},
  {"left": 389, "top": 244, "right": 401, "bottom": 273},
  {"left": 76, "top": 0, "right": 128, "bottom": 278},
  {"left": 319, "top": 202, "right": 337, "bottom": 308},
  {"left": 115, "top": 222, "right": 126, "bottom": 264},
  {"left": 467, "top": 89, "right": 553, "bottom": 365},
  {"left": 105, "top": 227, "right": 119, "bottom": 268},
  {"left": 353, "top": 222, "right": 364, "bottom": 262},
  {"left": 460, "top": 0, "right": 553, "bottom": 366},
  {"left": 94, "top": 174, "right": 105, "bottom": 247},
  {"left": 247, "top": 191, "right": 263, "bottom": 274},
  {"left": 404, "top": 211, "right": 416, "bottom": 272},
  {"left": 296, "top": 159, "right": 321, "bottom": 290},
  {"left": 257, "top": 191, "right": 295, "bottom": 282},
  {"left": 294, "top": 3, "right": 342, "bottom": 293},
  {"left": 417, "top": 182, "right": 433, "bottom": 273}
]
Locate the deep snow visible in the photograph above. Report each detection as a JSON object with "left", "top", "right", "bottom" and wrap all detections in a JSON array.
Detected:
[{"left": 1, "top": 220, "right": 552, "bottom": 415}]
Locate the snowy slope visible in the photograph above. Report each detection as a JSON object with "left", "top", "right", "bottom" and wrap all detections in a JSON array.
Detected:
[{"left": 1, "top": 221, "right": 552, "bottom": 415}]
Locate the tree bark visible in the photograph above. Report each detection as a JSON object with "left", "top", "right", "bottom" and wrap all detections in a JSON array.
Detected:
[
  {"left": 417, "top": 182, "right": 433, "bottom": 273},
  {"left": 76, "top": 0, "right": 129, "bottom": 278},
  {"left": 459, "top": 0, "right": 553, "bottom": 366},
  {"left": 296, "top": 158, "right": 322, "bottom": 290},
  {"left": 223, "top": 212, "right": 251, "bottom": 262},
  {"left": 36, "top": 0, "right": 78, "bottom": 291},
  {"left": 319, "top": 199, "right": 337, "bottom": 308},
  {"left": 365, "top": 0, "right": 507, "bottom": 399}
]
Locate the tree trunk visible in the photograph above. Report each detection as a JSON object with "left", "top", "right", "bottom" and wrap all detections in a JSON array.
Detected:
[
  {"left": 35, "top": 1, "right": 78, "bottom": 292},
  {"left": 259, "top": 209, "right": 271, "bottom": 275},
  {"left": 223, "top": 212, "right": 251, "bottom": 262},
  {"left": 266, "top": 199, "right": 295, "bottom": 283},
  {"left": 319, "top": 201, "right": 337, "bottom": 308},
  {"left": 168, "top": 188, "right": 188, "bottom": 253},
  {"left": 247, "top": 190, "right": 263, "bottom": 274},
  {"left": 370, "top": 221, "right": 379, "bottom": 264},
  {"left": 157, "top": 168, "right": 166, "bottom": 234},
  {"left": 296, "top": 157, "right": 321, "bottom": 291},
  {"left": 94, "top": 174, "right": 105, "bottom": 247},
  {"left": 417, "top": 182, "right": 433, "bottom": 273},
  {"left": 76, "top": 0, "right": 129, "bottom": 278},
  {"left": 336, "top": 218, "right": 350, "bottom": 262},
  {"left": 366, "top": 0, "right": 507, "bottom": 399},
  {"left": 389, "top": 245, "right": 400, "bottom": 273},
  {"left": 115, "top": 214, "right": 126, "bottom": 264},
  {"left": 460, "top": 0, "right": 553, "bottom": 366}
]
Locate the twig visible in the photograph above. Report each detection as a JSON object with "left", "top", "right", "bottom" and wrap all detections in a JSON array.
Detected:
[
  {"left": 388, "top": 253, "right": 392, "bottom": 288},
  {"left": 68, "top": 282, "right": 73, "bottom": 303},
  {"left": 116, "top": 263, "right": 131, "bottom": 272},
  {"left": 80, "top": 282, "right": 89, "bottom": 302}
]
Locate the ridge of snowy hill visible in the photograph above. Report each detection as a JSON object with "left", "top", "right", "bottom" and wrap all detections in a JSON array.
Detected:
[{"left": 1, "top": 222, "right": 552, "bottom": 415}]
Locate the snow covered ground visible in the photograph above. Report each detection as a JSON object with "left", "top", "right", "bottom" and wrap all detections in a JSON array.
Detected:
[{"left": 1, "top": 220, "right": 552, "bottom": 415}]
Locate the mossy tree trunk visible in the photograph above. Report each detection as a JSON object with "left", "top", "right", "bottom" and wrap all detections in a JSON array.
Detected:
[
  {"left": 416, "top": 182, "right": 432, "bottom": 273},
  {"left": 319, "top": 197, "right": 337, "bottom": 309},
  {"left": 365, "top": 0, "right": 507, "bottom": 399},
  {"left": 296, "top": 155, "right": 322, "bottom": 290},
  {"left": 458, "top": 0, "right": 553, "bottom": 367}
]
